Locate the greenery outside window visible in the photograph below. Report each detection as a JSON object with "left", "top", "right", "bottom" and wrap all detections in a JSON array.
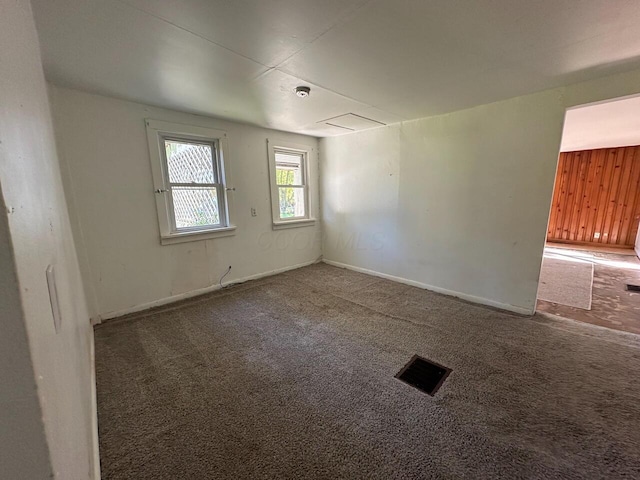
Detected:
[{"left": 267, "top": 140, "right": 315, "bottom": 230}]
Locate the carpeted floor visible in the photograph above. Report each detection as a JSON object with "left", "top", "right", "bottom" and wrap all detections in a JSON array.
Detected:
[
  {"left": 537, "top": 254, "right": 594, "bottom": 310},
  {"left": 95, "top": 263, "right": 640, "bottom": 479}
]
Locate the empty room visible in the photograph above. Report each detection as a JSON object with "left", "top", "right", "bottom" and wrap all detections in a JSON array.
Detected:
[{"left": 2, "top": 1, "right": 640, "bottom": 479}]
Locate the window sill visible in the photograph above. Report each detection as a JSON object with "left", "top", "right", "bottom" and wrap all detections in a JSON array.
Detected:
[
  {"left": 160, "top": 225, "right": 237, "bottom": 245},
  {"left": 272, "top": 218, "right": 316, "bottom": 230}
]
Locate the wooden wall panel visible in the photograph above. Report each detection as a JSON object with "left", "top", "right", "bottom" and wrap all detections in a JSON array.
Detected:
[{"left": 547, "top": 145, "right": 640, "bottom": 247}]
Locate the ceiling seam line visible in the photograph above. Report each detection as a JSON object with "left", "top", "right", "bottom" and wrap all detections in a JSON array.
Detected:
[
  {"left": 269, "top": 0, "right": 376, "bottom": 72},
  {"left": 115, "top": 0, "right": 273, "bottom": 69}
]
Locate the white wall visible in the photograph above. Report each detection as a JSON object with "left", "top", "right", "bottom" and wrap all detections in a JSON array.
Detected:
[
  {"left": 0, "top": 187, "right": 51, "bottom": 479},
  {"left": 561, "top": 94, "right": 640, "bottom": 152},
  {"left": 321, "top": 68, "right": 640, "bottom": 314},
  {"left": 50, "top": 87, "right": 321, "bottom": 320},
  {"left": 0, "top": 1, "right": 98, "bottom": 479}
]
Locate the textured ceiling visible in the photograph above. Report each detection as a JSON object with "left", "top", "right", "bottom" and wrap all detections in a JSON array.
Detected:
[{"left": 32, "top": 0, "right": 640, "bottom": 136}]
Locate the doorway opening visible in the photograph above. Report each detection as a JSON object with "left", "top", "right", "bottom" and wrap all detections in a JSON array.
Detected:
[{"left": 536, "top": 95, "right": 640, "bottom": 334}]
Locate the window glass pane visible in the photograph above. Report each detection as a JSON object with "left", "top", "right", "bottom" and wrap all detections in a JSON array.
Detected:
[
  {"left": 275, "top": 151, "right": 303, "bottom": 185},
  {"left": 278, "top": 186, "right": 306, "bottom": 218},
  {"left": 171, "top": 186, "right": 220, "bottom": 228},
  {"left": 165, "top": 140, "right": 215, "bottom": 184}
]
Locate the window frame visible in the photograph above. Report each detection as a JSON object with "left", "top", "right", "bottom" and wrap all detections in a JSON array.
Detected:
[
  {"left": 267, "top": 139, "right": 315, "bottom": 230},
  {"left": 146, "top": 119, "right": 236, "bottom": 245},
  {"left": 162, "top": 136, "right": 226, "bottom": 233}
]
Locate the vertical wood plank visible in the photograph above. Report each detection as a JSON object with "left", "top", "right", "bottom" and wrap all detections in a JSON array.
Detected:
[
  {"left": 561, "top": 152, "right": 580, "bottom": 240},
  {"left": 601, "top": 148, "right": 624, "bottom": 244},
  {"left": 569, "top": 152, "right": 588, "bottom": 242},
  {"left": 576, "top": 150, "right": 595, "bottom": 242},
  {"left": 593, "top": 148, "right": 616, "bottom": 244},
  {"left": 584, "top": 148, "right": 606, "bottom": 243},
  {"left": 547, "top": 153, "right": 563, "bottom": 238},
  {"left": 610, "top": 147, "right": 634, "bottom": 244},
  {"left": 624, "top": 147, "right": 640, "bottom": 245}
]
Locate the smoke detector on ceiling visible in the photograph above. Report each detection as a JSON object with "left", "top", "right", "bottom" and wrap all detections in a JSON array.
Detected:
[{"left": 295, "top": 86, "right": 311, "bottom": 98}]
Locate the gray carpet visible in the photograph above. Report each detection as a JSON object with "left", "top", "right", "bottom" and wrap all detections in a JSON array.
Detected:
[
  {"left": 95, "top": 263, "right": 640, "bottom": 479},
  {"left": 538, "top": 254, "right": 594, "bottom": 310}
]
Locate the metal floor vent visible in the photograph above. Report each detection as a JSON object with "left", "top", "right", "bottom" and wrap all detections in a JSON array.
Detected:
[
  {"left": 395, "top": 355, "right": 451, "bottom": 396},
  {"left": 627, "top": 284, "right": 640, "bottom": 292}
]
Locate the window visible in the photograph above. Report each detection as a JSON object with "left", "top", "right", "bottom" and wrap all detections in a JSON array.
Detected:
[
  {"left": 146, "top": 120, "right": 235, "bottom": 244},
  {"left": 267, "top": 140, "right": 315, "bottom": 229}
]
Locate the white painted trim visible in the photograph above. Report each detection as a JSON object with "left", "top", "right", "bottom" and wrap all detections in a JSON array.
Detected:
[
  {"left": 587, "top": 262, "right": 594, "bottom": 310},
  {"left": 272, "top": 218, "right": 316, "bottom": 230},
  {"left": 564, "top": 91, "right": 640, "bottom": 111},
  {"left": 160, "top": 225, "right": 236, "bottom": 245},
  {"left": 145, "top": 119, "right": 235, "bottom": 244},
  {"left": 93, "top": 259, "right": 318, "bottom": 322},
  {"left": 267, "top": 138, "right": 313, "bottom": 226},
  {"left": 322, "top": 259, "right": 534, "bottom": 316},
  {"left": 89, "top": 329, "right": 101, "bottom": 480}
]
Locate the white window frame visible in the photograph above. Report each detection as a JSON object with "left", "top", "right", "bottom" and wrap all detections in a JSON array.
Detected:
[
  {"left": 146, "top": 119, "right": 236, "bottom": 245},
  {"left": 267, "top": 139, "right": 316, "bottom": 230}
]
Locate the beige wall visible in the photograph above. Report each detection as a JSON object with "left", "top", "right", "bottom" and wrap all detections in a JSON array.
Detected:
[
  {"left": 0, "top": 1, "right": 98, "bottom": 478},
  {"left": 321, "top": 68, "right": 640, "bottom": 314},
  {"left": 50, "top": 87, "right": 321, "bottom": 320}
]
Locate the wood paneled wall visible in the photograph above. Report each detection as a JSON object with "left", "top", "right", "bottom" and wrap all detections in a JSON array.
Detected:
[{"left": 547, "top": 145, "right": 640, "bottom": 247}]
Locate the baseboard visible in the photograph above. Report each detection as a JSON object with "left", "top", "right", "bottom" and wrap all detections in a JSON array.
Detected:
[
  {"left": 322, "top": 259, "right": 534, "bottom": 316},
  {"left": 89, "top": 328, "right": 101, "bottom": 480},
  {"left": 547, "top": 239, "right": 633, "bottom": 250},
  {"left": 93, "top": 259, "right": 318, "bottom": 323}
]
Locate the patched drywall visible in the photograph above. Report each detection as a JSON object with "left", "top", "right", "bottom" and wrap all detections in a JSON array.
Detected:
[
  {"left": 321, "top": 68, "right": 640, "bottom": 314},
  {"left": 50, "top": 87, "right": 321, "bottom": 319},
  {"left": 0, "top": 0, "right": 98, "bottom": 478}
]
